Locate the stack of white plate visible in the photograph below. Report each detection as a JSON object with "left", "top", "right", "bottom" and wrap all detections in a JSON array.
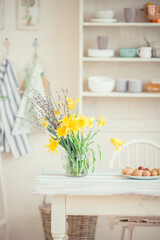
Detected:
[
  {"left": 91, "top": 10, "right": 117, "bottom": 23},
  {"left": 88, "top": 49, "right": 115, "bottom": 58}
]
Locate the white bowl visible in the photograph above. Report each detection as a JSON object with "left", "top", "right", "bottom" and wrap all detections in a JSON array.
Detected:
[
  {"left": 96, "top": 10, "right": 115, "bottom": 19},
  {"left": 88, "top": 76, "right": 115, "bottom": 93},
  {"left": 88, "top": 49, "right": 115, "bottom": 58}
]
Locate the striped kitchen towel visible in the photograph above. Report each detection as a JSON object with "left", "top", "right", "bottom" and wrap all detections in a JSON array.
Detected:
[{"left": 0, "top": 58, "right": 30, "bottom": 158}]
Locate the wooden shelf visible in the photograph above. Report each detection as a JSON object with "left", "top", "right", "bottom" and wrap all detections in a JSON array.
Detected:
[
  {"left": 83, "top": 57, "right": 160, "bottom": 62},
  {"left": 83, "top": 22, "right": 160, "bottom": 27},
  {"left": 82, "top": 91, "right": 160, "bottom": 98}
]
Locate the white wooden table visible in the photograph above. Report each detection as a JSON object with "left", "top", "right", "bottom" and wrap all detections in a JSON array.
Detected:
[{"left": 33, "top": 171, "right": 160, "bottom": 240}]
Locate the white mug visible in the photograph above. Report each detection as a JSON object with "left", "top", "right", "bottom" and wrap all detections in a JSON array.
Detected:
[{"left": 137, "top": 47, "right": 152, "bottom": 58}]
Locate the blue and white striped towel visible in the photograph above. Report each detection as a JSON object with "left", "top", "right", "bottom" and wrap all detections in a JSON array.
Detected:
[{"left": 0, "top": 58, "right": 30, "bottom": 158}]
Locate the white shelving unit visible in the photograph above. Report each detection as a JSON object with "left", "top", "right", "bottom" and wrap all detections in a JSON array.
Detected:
[
  {"left": 83, "top": 57, "right": 160, "bottom": 62},
  {"left": 82, "top": 91, "right": 160, "bottom": 98},
  {"left": 79, "top": 0, "right": 160, "bottom": 113},
  {"left": 83, "top": 22, "right": 160, "bottom": 27}
]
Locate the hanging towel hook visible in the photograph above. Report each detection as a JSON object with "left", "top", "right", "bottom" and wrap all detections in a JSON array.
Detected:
[
  {"left": 3, "top": 38, "right": 10, "bottom": 55},
  {"left": 33, "top": 38, "right": 39, "bottom": 58}
]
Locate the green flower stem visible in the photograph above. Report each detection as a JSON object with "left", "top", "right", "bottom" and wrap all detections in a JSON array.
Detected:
[{"left": 57, "top": 128, "right": 101, "bottom": 176}]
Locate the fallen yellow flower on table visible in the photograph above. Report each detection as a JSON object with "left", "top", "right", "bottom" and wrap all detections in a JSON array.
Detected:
[
  {"left": 44, "top": 137, "right": 59, "bottom": 155},
  {"left": 67, "top": 97, "right": 80, "bottom": 110},
  {"left": 110, "top": 138, "right": 126, "bottom": 151},
  {"left": 97, "top": 115, "right": 106, "bottom": 129}
]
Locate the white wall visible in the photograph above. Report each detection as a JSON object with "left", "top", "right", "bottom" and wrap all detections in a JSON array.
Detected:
[{"left": 0, "top": 1, "right": 160, "bottom": 240}]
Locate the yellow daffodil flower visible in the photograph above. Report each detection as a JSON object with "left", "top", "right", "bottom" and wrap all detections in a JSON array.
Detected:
[
  {"left": 55, "top": 110, "right": 60, "bottom": 115},
  {"left": 41, "top": 117, "right": 48, "bottom": 128},
  {"left": 67, "top": 97, "right": 80, "bottom": 110},
  {"left": 44, "top": 137, "right": 59, "bottom": 155},
  {"left": 41, "top": 117, "right": 46, "bottom": 121},
  {"left": 68, "top": 118, "right": 80, "bottom": 136},
  {"left": 77, "top": 115, "right": 94, "bottom": 129},
  {"left": 110, "top": 138, "right": 126, "bottom": 151},
  {"left": 77, "top": 115, "right": 87, "bottom": 129},
  {"left": 57, "top": 114, "right": 94, "bottom": 138},
  {"left": 42, "top": 122, "right": 48, "bottom": 128},
  {"left": 69, "top": 114, "right": 76, "bottom": 118},
  {"left": 58, "top": 115, "right": 69, "bottom": 125},
  {"left": 57, "top": 126, "right": 70, "bottom": 137},
  {"left": 97, "top": 115, "right": 106, "bottom": 129},
  {"left": 87, "top": 117, "right": 94, "bottom": 128}
]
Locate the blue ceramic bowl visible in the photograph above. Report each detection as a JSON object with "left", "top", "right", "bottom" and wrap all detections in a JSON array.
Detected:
[{"left": 119, "top": 48, "right": 137, "bottom": 58}]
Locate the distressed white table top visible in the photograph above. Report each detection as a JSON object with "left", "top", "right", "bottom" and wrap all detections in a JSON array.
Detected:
[{"left": 33, "top": 170, "right": 160, "bottom": 197}]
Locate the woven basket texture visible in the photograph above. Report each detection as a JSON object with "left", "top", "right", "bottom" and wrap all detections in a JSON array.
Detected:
[{"left": 39, "top": 203, "right": 97, "bottom": 240}]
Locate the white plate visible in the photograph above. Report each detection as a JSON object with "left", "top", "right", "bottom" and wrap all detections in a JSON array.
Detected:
[
  {"left": 88, "top": 49, "right": 115, "bottom": 58},
  {"left": 122, "top": 174, "right": 160, "bottom": 180},
  {"left": 91, "top": 18, "right": 117, "bottom": 23}
]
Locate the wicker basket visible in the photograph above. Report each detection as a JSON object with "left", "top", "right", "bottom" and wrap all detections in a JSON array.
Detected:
[
  {"left": 67, "top": 215, "right": 97, "bottom": 240},
  {"left": 39, "top": 200, "right": 97, "bottom": 240},
  {"left": 39, "top": 203, "right": 53, "bottom": 240}
]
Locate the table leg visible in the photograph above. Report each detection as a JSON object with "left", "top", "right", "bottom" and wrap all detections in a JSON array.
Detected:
[
  {"left": 119, "top": 226, "right": 126, "bottom": 240},
  {"left": 127, "top": 226, "right": 134, "bottom": 240},
  {"left": 51, "top": 195, "right": 66, "bottom": 240}
]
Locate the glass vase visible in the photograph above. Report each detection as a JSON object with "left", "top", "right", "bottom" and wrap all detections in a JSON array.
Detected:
[{"left": 63, "top": 151, "right": 89, "bottom": 177}]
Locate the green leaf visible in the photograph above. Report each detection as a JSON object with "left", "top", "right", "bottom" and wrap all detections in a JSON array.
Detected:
[
  {"left": 70, "top": 133, "right": 79, "bottom": 152},
  {"left": 67, "top": 135, "right": 76, "bottom": 152},
  {"left": 89, "top": 130, "right": 100, "bottom": 141},
  {"left": 59, "top": 138, "right": 71, "bottom": 153},
  {"left": 96, "top": 143, "right": 101, "bottom": 161},
  {"left": 83, "top": 129, "right": 92, "bottom": 143},
  {"left": 88, "top": 148, "right": 96, "bottom": 174},
  {"left": 86, "top": 141, "right": 94, "bottom": 148}
]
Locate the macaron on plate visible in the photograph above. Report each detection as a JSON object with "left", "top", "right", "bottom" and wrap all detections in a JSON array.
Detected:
[{"left": 122, "top": 166, "right": 160, "bottom": 180}]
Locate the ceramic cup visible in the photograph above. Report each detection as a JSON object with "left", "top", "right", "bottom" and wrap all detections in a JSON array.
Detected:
[
  {"left": 128, "top": 79, "right": 142, "bottom": 93},
  {"left": 137, "top": 47, "right": 152, "bottom": 58},
  {"left": 97, "top": 36, "right": 109, "bottom": 49},
  {"left": 152, "top": 48, "right": 160, "bottom": 58},
  {"left": 116, "top": 79, "right": 128, "bottom": 92},
  {"left": 124, "top": 8, "right": 137, "bottom": 22}
]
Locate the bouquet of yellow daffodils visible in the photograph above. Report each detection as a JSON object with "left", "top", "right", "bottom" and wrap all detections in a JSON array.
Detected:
[{"left": 23, "top": 88, "right": 125, "bottom": 176}]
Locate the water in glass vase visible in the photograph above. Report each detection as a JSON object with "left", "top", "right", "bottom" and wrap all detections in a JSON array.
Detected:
[{"left": 64, "top": 151, "right": 89, "bottom": 177}]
